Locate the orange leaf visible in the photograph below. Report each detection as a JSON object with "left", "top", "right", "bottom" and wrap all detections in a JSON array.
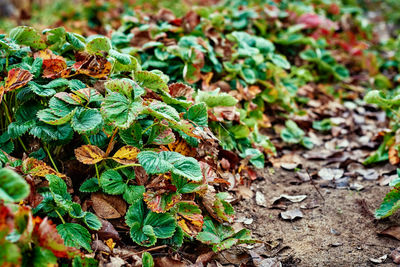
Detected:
[
  {"left": 111, "top": 145, "right": 140, "bottom": 165},
  {"left": 35, "top": 49, "right": 68, "bottom": 79},
  {"left": 389, "top": 145, "right": 400, "bottom": 165},
  {"left": 167, "top": 138, "right": 196, "bottom": 157},
  {"left": 70, "top": 52, "right": 112, "bottom": 79},
  {"left": 74, "top": 145, "right": 105, "bottom": 165},
  {"left": 0, "top": 68, "right": 33, "bottom": 103}
]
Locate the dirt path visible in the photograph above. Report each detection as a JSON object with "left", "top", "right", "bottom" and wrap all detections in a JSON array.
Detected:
[{"left": 218, "top": 99, "right": 400, "bottom": 266}]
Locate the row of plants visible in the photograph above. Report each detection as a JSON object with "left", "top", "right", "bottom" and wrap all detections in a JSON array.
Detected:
[
  {"left": 0, "top": 24, "right": 256, "bottom": 265},
  {"left": 2, "top": 0, "right": 400, "bottom": 264}
]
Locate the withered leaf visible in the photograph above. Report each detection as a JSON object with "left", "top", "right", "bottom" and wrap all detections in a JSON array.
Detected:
[
  {"left": 74, "top": 145, "right": 105, "bottom": 165},
  {"left": 22, "top": 157, "right": 66, "bottom": 179},
  {"left": 112, "top": 145, "right": 140, "bottom": 165},
  {"left": 0, "top": 68, "right": 33, "bottom": 103},
  {"left": 34, "top": 49, "right": 67, "bottom": 79},
  {"left": 91, "top": 193, "right": 127, "bottom": 219}
]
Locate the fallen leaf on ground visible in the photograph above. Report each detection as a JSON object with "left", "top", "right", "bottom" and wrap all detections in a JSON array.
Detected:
[
  {"left": 369, "top": 255, "right": 387, "bottom": 264},
  {"left": 255, "top": 191, "right": 267, "bottom": 207},
  {"left": 91, "top": 193, "right": 127, "bottom": 219},
  {"left": 318, "top": 168, "right": 344, "bottom": 180},
  {"left": 271, "top": 194, "right": 307, "bottom": 205},
  {"left": 280, "top": 209, "right": 303, "bottom": 220},
  {"left": 379, "top": 226, "right": 400, "bottom": 241}
]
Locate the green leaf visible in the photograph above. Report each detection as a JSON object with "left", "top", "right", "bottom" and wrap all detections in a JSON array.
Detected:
[
  {"left": 86, "top": 35, "right": 112, "bottom": 54},
  {"left": 80, "top": 178, "right": 100, "bottom": 193},
  {"left": 196, "top": 217, "right": 255, "bottom": 252},
  {"left": 0, "top": 168, "right": 30, "bottom": 202},
  {"left": 230, "top": 124, "right": 250, "bottom": 139},
  {"left": 109, "top": 49, "right": 131, "bottom": 65},
  {"left": 280, "top": 120, "right": 304, "bottom": 144},
  {"left": 119, "top": 123, "right": 143, "bottom": 148},
  {"left": 45, "top": 174, "right": 71, "bottom": 200},
  {"left": 100, "top": 170, "right": 127, "bottom": 195},
  {"left": 126, "top": 201, "right": 176, "bottom": 246},
  {"left": 101, "top": 92, "right": 143, "bottom": 129},
  {"left": 239, "top": 148, "right": 264, "bottom": 169},
  {"left": 0, "top": 242, "right": 21, "bottom": 266},
  {"left": 143, "top": 212, "right": 176, "bottom": 239},
  {"left": 312, "top": 119, "right": 332, "bottom": 132},
  {"left": 57, "top": 223, "right": 92, "bottom": 252},
  {"left": 134, "top": 70, "right": 168, "bottom": 92},
  {"left": 31, "top": 247, "right": 57, "bottom": 267},
  {"left": 66, "top": 32, "right": 85, "bottom": 50},
  {"left": 185, "top": 103, "right": 208, "bottom": 127},
  {"left": 37, "top": 97, "right": 76, "bottom": 125},
  {"left": 145, "top": 100, "right": 180, "bottom": 122},
  {"left": 83, "top": 212, "right": 102, "bottom": 230},
  {"left": 142, "top": 252, "right": 154, "bottom": 267},
  {"left": 105, "top": 78, "right": 144, "bottom": 99},
  {"left": 123, "top": 185, "right": 145, "bottom": 204},
  {"left": 9, "top": 26, "right": 46, "bottom": 49},
  {"left": 376, "top": 187, "right": 400, "bottom": 219},
  {"left": 269, "top": 54, "right": 291, "bottom": 69},
  {"left": 195, "top": 89, "right": 238, "bottom": 108},
  {"left": 138, "top": 151, "right": 202, "bottom": 181},
  {"left": 71, "top": 109, "right": 103, "bottom": 134}
]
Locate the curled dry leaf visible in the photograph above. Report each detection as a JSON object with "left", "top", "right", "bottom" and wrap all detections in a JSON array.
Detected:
[
  {"left": 112, "top": 145, "right": 140, "bottom": 164},
  {"left": 0, "top": 68, "right": 33, "bottom": 103},
  {"left": 91, "top": 193, "right": 127, "bottom": 219},
  {"left": 97, "top": 218, "right": 120, "bottom": 241},
  {"left": 74, "top": 145, "right": 105, "bottom": 165}
]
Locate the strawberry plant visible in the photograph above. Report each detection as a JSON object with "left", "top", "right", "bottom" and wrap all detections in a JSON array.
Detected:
[{"left": 0, "top": 24, "right": 256, "bottom": 264}]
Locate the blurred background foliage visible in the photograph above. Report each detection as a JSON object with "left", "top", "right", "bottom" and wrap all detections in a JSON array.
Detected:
[{"left": 0, "top": 0, "right": 399, "bottom": 35}]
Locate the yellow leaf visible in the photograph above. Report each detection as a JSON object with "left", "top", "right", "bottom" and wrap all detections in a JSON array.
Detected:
[
  {"left": 105, "top": 238, "right": 115, "bottom": 251},
  {"left": 112, "top": 145, "right": 140, "bottom": 164},
  {"left": 22, "top": 157, "right": 66, "bottom": 179},
  {"left": 74, "top": 145, "right": 105, "bottom": 164}
]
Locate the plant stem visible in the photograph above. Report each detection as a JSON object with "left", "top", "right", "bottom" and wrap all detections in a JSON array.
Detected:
[
  {"left": 142, "top": 122, "right": 158, "bottom": 135},
  {"left": 44, "top": 145, "right": 59, "bottom": 173},
  {"left": 2, "top": 98, "right": 28, "bottom": 152},
  {"left": 105, "top": 128, "right": 118, "bottom": 156},
  {"left": 18, "top": 138, "right": 27, "bottom": 152},
  {"left": 113, "top": 163, "right": 141, "bottom": 170},
  {"left": 55, "top": 210, "right": 66, "bottom": 224},
  {"left": 2, "top": 100, "right": 12, "bottom": 124}
]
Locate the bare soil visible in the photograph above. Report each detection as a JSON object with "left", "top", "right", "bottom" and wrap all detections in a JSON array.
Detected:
[{"left": 231, "top": 156, "right": 400, "bottom": 267}]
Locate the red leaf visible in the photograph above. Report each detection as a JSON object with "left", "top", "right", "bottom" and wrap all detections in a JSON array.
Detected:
[{"left": 33, "top": 217, "right": 82, "bottom": 258}]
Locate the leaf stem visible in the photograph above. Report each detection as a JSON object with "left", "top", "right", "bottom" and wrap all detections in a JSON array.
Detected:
[
  {"left": 142, "top": 122, "right": 158, "bottom": 135},
  {"left": 55, "top": 210, "right": 66, "bottom": 224},
  {"left": 105, "top": 128, "right": 119, "bottom": 156},
  {"left": 44, "top": 145, "right": 59, "bottom": 173},
  {"left": 113, "top": 163, "right": 141, "bottom": 170}
]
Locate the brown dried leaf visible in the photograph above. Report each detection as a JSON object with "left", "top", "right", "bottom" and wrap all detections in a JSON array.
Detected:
[
  {"left": 389, "top": 145, "right": 400, "bottom": 165},
  {"left": 91, "top": 193, "right": 127, "bottom": 219},
  {"left": 74, "top": 145, "right": 105, "bottom": 165}
]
